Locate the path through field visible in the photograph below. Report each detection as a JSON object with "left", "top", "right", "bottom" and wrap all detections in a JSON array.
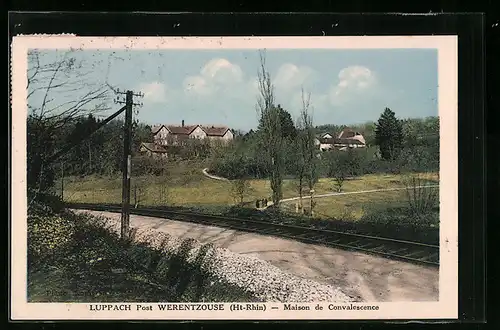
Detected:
[
  {"left": 201, "top": 168, "right": 439, "bottom": 209},
  {"left": 277, "top": 185, "right": 440, "bottom": 203}
]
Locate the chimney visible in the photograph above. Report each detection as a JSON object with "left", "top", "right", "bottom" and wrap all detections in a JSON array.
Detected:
[{"left": 182, "top": 120, "right": 185, "bottom": 127}]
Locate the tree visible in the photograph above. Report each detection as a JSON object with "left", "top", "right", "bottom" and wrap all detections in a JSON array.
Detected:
[
  {"left": 27, "top": 49, "right": 111, "bottom": 198},
  {"left": 132, "top": 123, "right": 153, "bottom": 156},
  {"left": 255, "top": 50, "right": 285, "bottom": 206},
  {"left": 258, "top": 104, "right": 297, "bottom": 140},
  {"left": 231, "top": 178, "right": 251, "bottom": 205},
  {"left": 374, "top": 107, "right": 404, "bottom": 160},
  {"left": 344, "top": 148, "right": 362, "bottom": 177},
  {"left": 294, "top": 88, "right": 318, "bottom": 214},
  {"left": 328, "top": 152, "right": 349, "bottom": 193}
]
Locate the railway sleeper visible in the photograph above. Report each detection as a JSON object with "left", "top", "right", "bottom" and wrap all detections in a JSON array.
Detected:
[
  {"left": 355, "top": 242, "right": 379, "bottom": 249},
  {"left": 400, "top": 249, "right": 428, "bottom": 259},
  {"left": 417, "top": 252, "right": 440, "bottom": 263}
]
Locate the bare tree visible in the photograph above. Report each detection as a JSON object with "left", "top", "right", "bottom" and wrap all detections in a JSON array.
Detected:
[
  {"left": 255, "top": 50, "right": 284, "bottom": 207},
  {"left": 403, "top": 173, "right": 439, "bottom": 224},
  {"left": 231, "top": 178, "right": 251, "bottom": 205},
  {"left": 328, "top": 153, "right": 348, "bottom": 193},
  {"left": 27, "top": 49, "right": 111, "bottom": 128},
  {"left": 295, "top": 88, "right": 317, "bottom": 215},
  {"left": 157, "top": 157, "right": 171, "bottom": 206},
  {"left": 333, "top": 171, "right": 347, "bottom": 193},
  {"left": 27, "top": 49, "right": 112, "bottom": 201},
  {"left": 133, "top": 179, "right": 145, "bottom": 208}
]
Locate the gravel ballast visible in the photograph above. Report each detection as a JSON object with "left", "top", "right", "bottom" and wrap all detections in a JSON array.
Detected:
[{"left": 78, "top": 210, "right": 357, "bottom": 303}]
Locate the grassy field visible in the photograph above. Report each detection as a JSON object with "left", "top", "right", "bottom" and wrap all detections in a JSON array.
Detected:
[
  {"left": 281, "top": 187, "right": 439, "bottom": 220},
  {"left": 60, "top": 160, "right": 438, "bottom": 221}
]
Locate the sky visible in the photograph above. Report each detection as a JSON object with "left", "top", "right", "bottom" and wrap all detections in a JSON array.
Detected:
[{"left": 28, "top": 48, "right": 438, "bottom": 132}]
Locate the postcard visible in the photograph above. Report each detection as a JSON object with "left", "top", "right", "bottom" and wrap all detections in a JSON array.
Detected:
[{"left": 11, "top": 35, "right": 458, "bottom": 320}]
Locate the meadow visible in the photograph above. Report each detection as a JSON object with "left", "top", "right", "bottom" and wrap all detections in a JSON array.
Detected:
[{"left": 60, "top": 160, "right": 439, "bottom": 223}]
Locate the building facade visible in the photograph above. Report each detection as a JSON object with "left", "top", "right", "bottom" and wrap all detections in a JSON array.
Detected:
[
  {"left": 152, "top": 120, "right": 234, "bottom": 146},
  {"left": 314, "top": 128, "right": 366, "bottom": 151}
]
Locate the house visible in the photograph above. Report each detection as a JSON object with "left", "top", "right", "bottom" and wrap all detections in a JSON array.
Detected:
[
  {"left": 139, "top": 142, "right": 168, "bottom": 158},
  {"left": 315, "top": 128, "right": 366, "bottom": 151},
  {"left": 139, "top": 142, "right": 184, "bottom": 159},
  {"left": 337, "top": 128, "right": 366, "bottom": 145},
  {"left": 314, "top": 132, "right": 335, "bottom": 150},
  {"left": 153, "top": 120, "right": 234, "bottom": 146},
  {"left": 319, "top": 132, "right": 334, "bottom": 139}
]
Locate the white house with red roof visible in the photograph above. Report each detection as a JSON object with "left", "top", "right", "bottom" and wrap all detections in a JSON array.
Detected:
[
  {"left": 152, "top": 120, "right": 234, "bottom": 146},
  {"left": 314, "top": 128, "right": 366, "bottom": 151}
]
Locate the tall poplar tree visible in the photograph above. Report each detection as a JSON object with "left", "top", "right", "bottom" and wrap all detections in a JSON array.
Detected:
[{"left": 375, "top": 107, "right": 404, "bottom": 160}]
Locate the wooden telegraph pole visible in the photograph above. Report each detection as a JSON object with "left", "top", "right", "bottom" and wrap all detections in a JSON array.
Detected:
[
  {"left": 120, "top": 91, "right": 133, "bottom": 240},
  {"left": 116, "top": 89, "right": 144, "bottom": 241},
  {"left": 60, "top": 161, "right": 64, "bottom": 201}
]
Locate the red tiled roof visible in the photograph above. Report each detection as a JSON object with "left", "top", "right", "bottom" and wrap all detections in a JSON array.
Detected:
[
  {"left": 339, "top": 128, "right": 356, "bottom": 138},
  {"left": 165, "top": 125, "right": 199, "bottom": 135},
  {"left": 140, "top": 142, "right": 168, "bottom": 153},
  {"left": 154, "top": 124, "right": 231, "bottom": 137},
  {"left": 319, "top": 137, "right": 365, "bottom": 145},
  {"left": 201, "top": 126, "right": 230, "bottom": 137}
]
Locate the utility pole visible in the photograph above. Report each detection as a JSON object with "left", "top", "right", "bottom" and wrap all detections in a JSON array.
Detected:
[
  {"left": 115, "top": 89, "right": 144, "bottom": 241},
  {"left": 60, "top": 161, "right": 64, "bottom": 201},
  {"left": 121, "top": 91, "right": 133, "bottom": 240}
]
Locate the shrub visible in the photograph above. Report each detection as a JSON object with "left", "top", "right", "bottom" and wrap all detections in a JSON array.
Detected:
[
  {"left": 28, "top": 213, "right": 76, "bottom": 264},
  {"left": 356, "top": 207, "right": 439, "bottom": 244},
  {"left": 28, "top": 190, "right": 65, "bottom": 214},
  {"left": 231, "top": 178, "right": 252, "bottom": 204},
  {"left": 132, "top": 156, "right": 166, "bottom": 176},
  {"left": 403, "top": 174, "right": 439, "bottom": 223}
]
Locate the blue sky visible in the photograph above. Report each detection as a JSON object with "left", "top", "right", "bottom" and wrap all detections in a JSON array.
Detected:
[{"left": 28, "top": 48, "right": 438, "bottom": 131}]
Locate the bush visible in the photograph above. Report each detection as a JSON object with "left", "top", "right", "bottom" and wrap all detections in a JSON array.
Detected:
[
  {"left": 28, "top": 190, "right": 65, "bottom": 214},
  {"left": 132, "top": 156, "right": 167, "bottom": 176},
  {"left": 402, "top": 174, "right": 439, "bottom": 221},
  {"left": 210, "top": 151, "right": 268, "bottom": 180},
  {"left": 231, "top": 178, "right": 252, "bottom": 204},
  {"left": 28, "top": 213, "right": 76, "bottom": 264},
  {"left": 359, "top": 206, "right": 439, "bottom": 228},
  {"left": 28, "top": 200, "right": 259, "bottom": 302}
]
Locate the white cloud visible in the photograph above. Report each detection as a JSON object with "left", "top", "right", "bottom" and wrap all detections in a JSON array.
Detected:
[
  {"left": 138, "top": 81, "right": 168, "bottom": 103},
  {"left": 140, "top": 61, "right": 382, "bottom": 129},
  {"left": 273, "top": 63, "right": 317, "bottom": 91},
  {"left": 330, "top": 66, "right": 377, "bottom": 105},
  {"left": 183, "top": 58, "right": 244, "bottom": 96},
  {"left": 201, "top": 58, "right": 244, "bottom": 83}
]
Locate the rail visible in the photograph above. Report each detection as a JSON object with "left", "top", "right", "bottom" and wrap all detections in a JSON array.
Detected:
[{"left": 66, "top": 202, "right": 439, "bottom": 267}]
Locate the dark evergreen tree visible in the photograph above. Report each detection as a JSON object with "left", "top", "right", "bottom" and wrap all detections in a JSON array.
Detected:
[
  {"left": 375, "top": 107, "right": 404, "bottom": 160},
  {"left": 257, "top": 104, "right": 297, "bottom": 140}
]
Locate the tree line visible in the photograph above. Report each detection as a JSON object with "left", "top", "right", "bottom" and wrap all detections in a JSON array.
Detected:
[
  {"left": 210, "top": 109, "right": 439, "bottom": 184},
  {"left": 27, "top": 113, "right": 153, "bottom": 191}
]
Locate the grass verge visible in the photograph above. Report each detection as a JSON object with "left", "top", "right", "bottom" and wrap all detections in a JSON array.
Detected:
[{"left": 27, "top": 199, "right": 258, "bottom": 303}]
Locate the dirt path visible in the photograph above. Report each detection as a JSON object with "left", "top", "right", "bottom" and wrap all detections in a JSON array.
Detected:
[
  {"left": 77, "top": 210, "right": 439, "bottom": 302},
  {"left": 264, "top": 185, "right": 440, "bottom": 209},
  {"left": 201, "top": 168, "right": 229, "bottom": 181}
]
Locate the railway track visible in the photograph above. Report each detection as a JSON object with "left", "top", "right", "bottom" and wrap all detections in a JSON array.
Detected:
[{"left": 67, "top": 203, "right": 440, "bottom": 267}]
